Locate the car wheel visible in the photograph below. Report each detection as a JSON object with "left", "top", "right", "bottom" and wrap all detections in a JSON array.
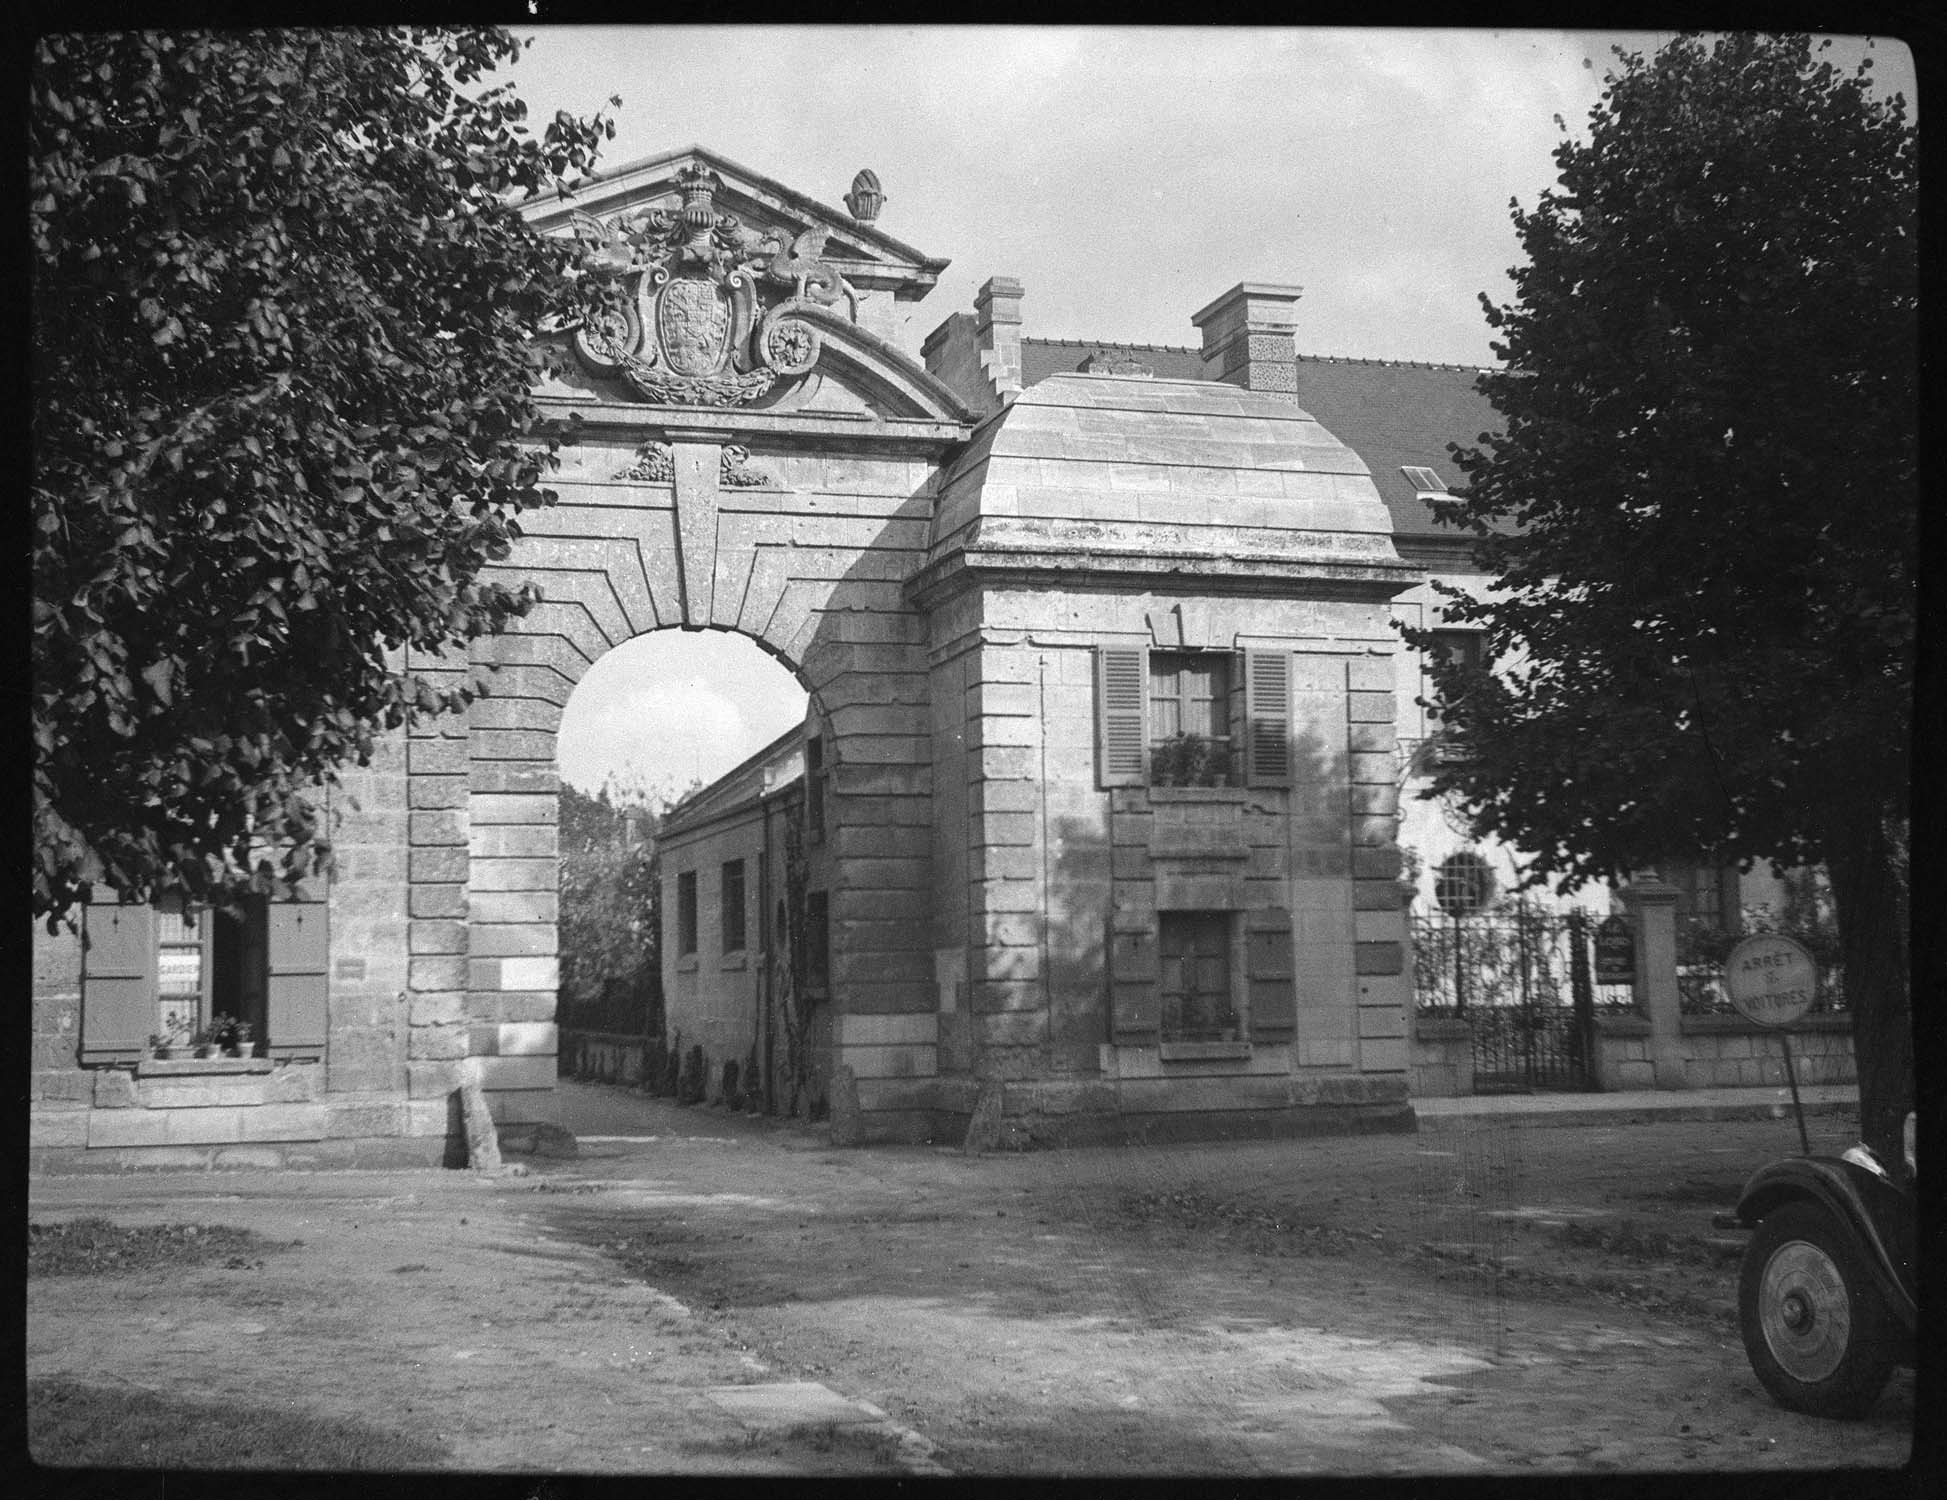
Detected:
[{"left": 1739, "top": 1199, "right": 1897, "bottom": 1419}]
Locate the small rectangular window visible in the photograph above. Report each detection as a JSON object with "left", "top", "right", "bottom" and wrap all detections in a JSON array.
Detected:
[
  {"left": 1401, "top": 464, "right": 1449, "bottom": 495},
  {"left": 805, "top": 737, "right": 826, "bottom": 842},
  {"left": 1670, "top": 861, "right": 1739, "bottom": 933},
  {"left": 721, "top": 859, "right": 747, "bottom": 953},
  {"left": 1148, "top": 651, "right": 1236, "bottom": 787},
  {"left": 1425, "top": 629, "right": 1485, "bottom": 734},
  {"left": 1158, "top": 911, "right": 1239, "bottom": 1042},
  {"left": 154, "top": 898, "right": 207, "bottom": 1039},
  {"left": 676, "top": 871, "right": 698, "bottom": 957},
  {"left": 804, "top": 890, "right": 830, "bottom": 992}
]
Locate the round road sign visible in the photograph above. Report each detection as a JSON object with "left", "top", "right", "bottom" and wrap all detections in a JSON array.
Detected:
[{"left": 1722, "top": 933, "right": 1819, "bottom": 1029}]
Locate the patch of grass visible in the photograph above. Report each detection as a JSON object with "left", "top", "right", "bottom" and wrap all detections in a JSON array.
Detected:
[
  {"left": 28, "top": 1379, "right": 450, "bottom": 1470},
  {"left": 28, "top": 1217, "right": 285, "bottom": 1278}
]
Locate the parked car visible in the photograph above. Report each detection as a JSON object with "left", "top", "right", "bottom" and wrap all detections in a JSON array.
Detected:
[{"left": 1725, "top": 1113, "right": 1916, "bottom": 1419}]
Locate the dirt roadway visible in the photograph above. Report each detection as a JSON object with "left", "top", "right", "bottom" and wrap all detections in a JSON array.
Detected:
[{"left": 26, "top": 1086, "right": 1917, "bottom": 1478}]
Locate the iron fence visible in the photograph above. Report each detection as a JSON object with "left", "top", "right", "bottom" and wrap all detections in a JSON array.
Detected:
[
  {"left": 1409, "top": 905, "right": 1609, "bottom": 1092},
  {"left": 1677, "top": 958, "right": 1849, "bottom": 1017},
  {"left": 1410, "top": 907, "right": 1631, "bottom": 1017}
]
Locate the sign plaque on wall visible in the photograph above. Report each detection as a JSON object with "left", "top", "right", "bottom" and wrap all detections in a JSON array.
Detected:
[
  {"left": 1723, "top": 933, "right": 1819, "bottom": 1029},
  {"left": 1593, "top": 915, "right": 1635, "bottom": 984}
]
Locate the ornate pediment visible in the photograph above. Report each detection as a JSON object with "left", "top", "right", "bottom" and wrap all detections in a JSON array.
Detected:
[
  {"left": 569, "top": 164, "right": 856, "bottom": 407},
  {"left": 528, "top": 147, "right": 969, "bottom": 421}
]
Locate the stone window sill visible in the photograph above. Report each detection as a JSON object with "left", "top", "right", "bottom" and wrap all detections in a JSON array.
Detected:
[
  {"left": 136, "top": 1056, "right": 274, "bottom": 1078},
  {"left": 1148, "top": 786, "right": 1253, "bottom": 804},
  {"left": 676, "top": 954, "right": 699, "bottom": 973},
  {"left": 1159, "top": 1040, "right": 1252, "bottom": 1062},
  {"left": 720, "top": 951, "right": 748, "bottom": 972}
]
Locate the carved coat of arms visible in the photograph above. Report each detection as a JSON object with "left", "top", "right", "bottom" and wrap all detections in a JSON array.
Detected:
[{"left": 569, "top": 165, "right": 858, "bottom": 407}]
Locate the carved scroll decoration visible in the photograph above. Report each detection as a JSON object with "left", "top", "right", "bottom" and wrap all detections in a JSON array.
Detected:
[
  {"left": 612, "top": 441, "right": 772, "bottom": 488},
  {"left": 571, "top": 165, "right": 860, "bottom": 408}
]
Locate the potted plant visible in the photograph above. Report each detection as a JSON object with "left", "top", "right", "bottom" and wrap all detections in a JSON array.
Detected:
[
  {"left": 149, "top": 1016, "right": 191, "bottom": 1060},
  {"left": 190, "top": 1026, "right": 218, "bottom": 1060},
  {"left": 1150, "top": 733, "right": 1234, "bottom": 788},
  {"left": 206, "top": 1013, "right": 254, "bottom": 1057}
]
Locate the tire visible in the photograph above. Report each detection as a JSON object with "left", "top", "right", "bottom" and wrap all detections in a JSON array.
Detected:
[{"left": 1739, "top": 1199, "right": 1897, "bottom": 1419}]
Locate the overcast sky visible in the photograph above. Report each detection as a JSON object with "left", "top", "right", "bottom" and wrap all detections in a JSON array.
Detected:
[{"left": 520, "top": 26, "right": 1916, "bottom": 799}]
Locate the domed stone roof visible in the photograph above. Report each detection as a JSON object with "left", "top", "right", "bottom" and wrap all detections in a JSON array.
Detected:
[{"left": 916, "top": 374, "right": 1415, "bottom": 600}]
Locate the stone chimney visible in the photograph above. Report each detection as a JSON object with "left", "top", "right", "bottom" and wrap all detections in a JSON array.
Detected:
[
  {"left": 1191, "top": 283, "right": 1303, "bottom": 396},
  {"left": 973, "top": 277, "right": 1024, "bottom": 397},
  {"left": 922, "top": 275, "right": 1025, "bottom": 414}
]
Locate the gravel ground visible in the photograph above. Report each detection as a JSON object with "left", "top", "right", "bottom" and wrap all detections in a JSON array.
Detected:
[{"left": 26, "top": 1083, "right": 1918, "bottom": 1478}]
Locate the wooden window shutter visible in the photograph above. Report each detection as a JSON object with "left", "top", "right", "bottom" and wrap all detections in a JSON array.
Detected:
[
  {"left": 1107, "top": 913, "right": 1160, "bottom": 1042},
  {"left": 81, "top": 900, "right": 157, "bottom": 1063},
  {"left": 1244, "top": 648, "right": 1292, "bottom": 787},
  {"left": 1096, "top": 646, "right": 1148, "bottom": 788},
  {"left": 1245, "top": 907, "right": 1297, "bottom": 1041},
  {"left": 266, "top": 894, "right": 328, "bottom": 1060}
]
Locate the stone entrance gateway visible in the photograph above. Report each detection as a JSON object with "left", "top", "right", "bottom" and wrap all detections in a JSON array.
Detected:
[
  {"left": 481, "top": 148, "right": 1421, "bottom": 1145},
  {"left": 31, "top": 146, "right": 1424, "bottom": 1165}
]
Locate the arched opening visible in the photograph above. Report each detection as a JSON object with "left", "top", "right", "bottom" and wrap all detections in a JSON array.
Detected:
[
  {"left": 556, "top": 627, "right": 811, "bottom": 802},
  {"left": 552, "top": 627, "right": 816, "bottom": 1109}
]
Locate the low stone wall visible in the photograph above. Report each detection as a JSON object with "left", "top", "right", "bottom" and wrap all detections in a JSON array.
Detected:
[
  {"left": 1408, "top": 1010, "right": 1855, "bottom": 1097},
  {"left": 1409, "top": 1018, "right": 1474, "bottom": 1098},
  {"left": 561, "top": 1029, "right": 654, "bottom": 1088},
  {"left": 1676, "top": 1014, "right": 1855, "bottom": 1088}
]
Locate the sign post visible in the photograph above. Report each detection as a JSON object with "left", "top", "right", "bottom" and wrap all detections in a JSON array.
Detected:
[
  {"left": 1722, "top": 933, "right": 1819, "bottom": 1155},
  {"left": 1593, "top": 915, "right": 1635, "bottom": 985}
]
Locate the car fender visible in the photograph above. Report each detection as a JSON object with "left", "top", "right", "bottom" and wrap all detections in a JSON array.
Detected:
[{"left": 1736, "top": 1157, "right": 1917, "bottom": 1333}]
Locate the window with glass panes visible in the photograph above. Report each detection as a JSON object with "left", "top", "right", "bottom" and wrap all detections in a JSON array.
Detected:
[
  {"left": 1158, "top": 911, "right": 1239, "bottom": 1042},
  {"left": 1148, "top": 651, "right": 1235, "bottom": 785},
  {"left": 1425, "top": 629, "right": 1484, "bottom": 731},
  {"left": 721, "top": 859, "right": 747, "bottom": 953},
  {"left": 676, "top": 871, "right": 698, "bottom": 956},
  {"left": 154, "top": 899, "right": 206, "bottom": 1039}
]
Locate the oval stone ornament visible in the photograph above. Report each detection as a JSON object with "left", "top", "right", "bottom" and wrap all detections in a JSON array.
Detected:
[{"left": 1723, "top": 933, "right": 1818, "bottom": 1028}]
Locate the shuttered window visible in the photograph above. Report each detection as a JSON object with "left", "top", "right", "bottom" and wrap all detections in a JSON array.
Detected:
[
  {"left": 81, "top": 893, "right": 325, "bottom": 1062},
  {"left": 80, "top": 901, "right": 158, "bottom": 1064},
  {"left": 1107, "top": 912, "right": 1160, "bottom": 1041},
  {"left": 1158, "top": 911, "right": 1237, "bottom": 1041},
  {"left": 1243, "top": 647, "right": 1292, "bottom": 787},
  {"left": 1096, "top": 646, "right": 1148, "bottom": 787},
  {"left": 1101, "top": 645, "right": 1292, "bottom": 790},
  {"left": 265, "top": 896, "right": 327, "bottom": 1060},
  {"left": 1245, "top": 907, "right": 1298, "bottom": 1041}
]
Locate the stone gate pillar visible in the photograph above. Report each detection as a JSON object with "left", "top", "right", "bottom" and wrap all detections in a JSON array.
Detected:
[{"left": 1619, "top": 875, "right": 1688, "bottom": 1089}]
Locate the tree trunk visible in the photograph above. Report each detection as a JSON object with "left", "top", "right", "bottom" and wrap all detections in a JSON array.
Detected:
[{"left": 1825, "top": 804, "right": 1913, "bottom": 1166}]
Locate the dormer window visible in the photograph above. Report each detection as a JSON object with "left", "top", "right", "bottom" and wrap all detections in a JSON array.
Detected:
[{"left": 1401, "top": 465, "right": 1454, "bottom": 498}]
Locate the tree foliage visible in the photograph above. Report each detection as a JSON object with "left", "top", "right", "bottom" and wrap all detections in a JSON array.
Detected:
[
  {"left": 557, "top": 780, "right": 663, "bottom": 1036},
  {"left": 1409, "top": 34, "right": 1916, "bottom": 1156},
  {"left": 31, "top": 28, "right": 620, "bottom": 923}
]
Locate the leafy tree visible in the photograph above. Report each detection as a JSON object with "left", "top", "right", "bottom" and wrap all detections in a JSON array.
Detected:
[
  {"left": 558, "top": 779, "right": 663, "bottom": 1036},
  {"left": 31, "top": 28, "right": 620, "bottom": 924},
  {"left": 1409, "top": 34, "right": 1916, "bottom": 1159}
]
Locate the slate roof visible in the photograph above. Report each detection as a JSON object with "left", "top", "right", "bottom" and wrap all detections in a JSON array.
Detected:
[
  {"left": 1289, "top": 355, "right": 1502, "bottom": 540},
  {"left": 1020, "top": 338, "right": 1504, "bottom": 541},
  {"left": 1022, "top": 338, "right": 1206, "bottom": 384}
]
